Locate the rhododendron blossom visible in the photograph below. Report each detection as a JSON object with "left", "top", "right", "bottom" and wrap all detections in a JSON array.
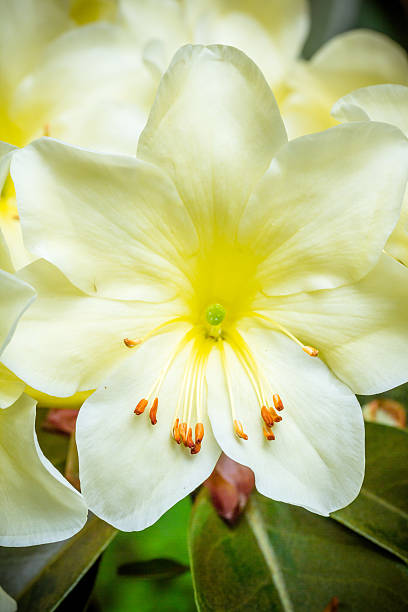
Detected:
[{"left": 5, "top": 45, "right": 408, "bottom": 531}]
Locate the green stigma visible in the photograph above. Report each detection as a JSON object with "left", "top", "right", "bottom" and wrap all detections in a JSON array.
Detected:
[{"left": 205, "top": 303, "right": 226, "bottom": 326}]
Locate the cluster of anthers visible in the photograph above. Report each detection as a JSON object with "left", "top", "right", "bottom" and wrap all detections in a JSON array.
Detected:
[{"left": 123, "top": 304, "right": 319, "bottom": 456}]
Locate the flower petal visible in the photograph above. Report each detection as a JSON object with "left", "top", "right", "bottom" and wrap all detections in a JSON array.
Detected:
[
  {"left": 239, "top": 121, "right": 408, "bottom": 295},
  {"left": 0, "top": 254, "right": 35, "bottom": 355},
  {"left": 207, "top": 330, "right": 364, "bottom": 515},
  {"left": 0, "top": 363, "right": 25, "bottom": 409},
  {"left": 2, "top": 258, "right": 186, "bottom": 397},
  {"left": 0, "top": 393, "right": 87, "bottom": 546},
  {"left": 11, "top": 23, "right": 156, "bottom": 153},
  {"left": 0, "top": 587, "right": 16, "bottom": 612},
  {"left": 332, "top": 84, "right": 408, "bottom": 267},
  {"left": 0, "top": 142, "right": 16, "bottom": 190},
  {"left": 138, "top": 44, "right": 287, "bottom": 236},
  {"left": 77, "top": 327, "right": 220, "bottom": 530},
  {"left": 256, "top": 254, "right": 408, "bottom": 395},
  {"left": 11, "top": 138, "right": 198, "bottom": 301},
  {"left": 187, "top": 0, "right": 310, "bottom": 91},
  {"left": 282, "top": 29, "right": 408, "bottom": 138}
]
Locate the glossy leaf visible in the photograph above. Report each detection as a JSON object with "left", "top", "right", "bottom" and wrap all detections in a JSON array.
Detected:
[
  {"left": 189, "top": 489, "right": 408, "bottom": 611},
  {"left": 118, "top": 558, "right": 189, "bottom": 581},
  {"left": 332, "top": 422, "right": 408, "bottom": 563},
  {"left": 0, "top": 514, "right": 116, "bottom": 612}
]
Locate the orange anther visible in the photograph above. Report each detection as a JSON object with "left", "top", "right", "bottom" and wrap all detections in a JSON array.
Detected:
[
  {"left": 124, "top": 337, "right": 141, "bottom": 348},
  {"left": 186, "top": 427, "right": 195, "bottom": 449},
  {"left": 261, "top": 406, "right": 274, "bottom": 427},
  {"left": 273, "top": 394, "right": 284, "bottom": 411},
  {"left": 173, "top": 418, "right": 181, "bottom": 444},
  {"left": 195, "top": 423, "right": 204, "bottom": 445},
  {"left": 191, "top": 442, "right": 202, "bottom": 455},
  {"left": 179, "top": 423, "right": 187, "bottom": 445},
  {"left": 263, "top": 425, "right": 275, "bottom": 441},
  {"left": 149, "top": 397, "right": 158, "bottom": 425},
  {"left": 303, "top": 345, "right": 319, "bottom": 357},
  {"left": 233, "top": 419, "right": 248, "bottom": 440},
  {"left": 134, "top": 398, "right": 148, "bottom": 415}
]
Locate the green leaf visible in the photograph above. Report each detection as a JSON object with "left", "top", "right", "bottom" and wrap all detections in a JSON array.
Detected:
[
  {"left": 0, "top": 514, "right": 116, "bottom": 612},
  {"left": 332, "top": 422, "right": 408, "bottom": 563},
  {"left": 118, "top": 558, "right": 189, "bottom": 581},
  {"left": 189, "top": 490, "right": 408, "bottom": 612}
]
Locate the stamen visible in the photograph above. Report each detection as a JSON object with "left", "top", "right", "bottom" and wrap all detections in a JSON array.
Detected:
[
  {"left": 273, "top": 394, "right": 284, "bottom": 412},
  {"left": 149, "top": 397, "right": 158, "bottom": 425},
  {"left": 172, "top": 418, "right": 181, "bottom": 444},
  {"left": 43, "top": 123, "right": 50, "bottom": 136},
  {"left": 253, "top": 313, "right": 319, "bottom": 357},
  {"left": 302, "top": 345, "right": 319, "bottom": 357},
  {"left": 234, "top": 419, "right": 248, "bottom": 440},
  {"left": 195, "top": 423, "right": 204, "bottom": 445},
  {"left": 261, "top": 405, "right": 274, "bottom": 427},
  {"left": 134, "top": 399, "right": 148, "bottom": 415},
  {"left": 191, "top": 442, "right": 201, "bottom": 455},
  {"left": 186, "top": 427, "right": 195, "bottom": 449},
  {"left": 124, "top": 337, "right": 141, "bottom": 348},
  {"left": 179, "top": 422, "right": 187, "bottom": 445},
  {"left": 263, "top": 425, "right": 275, "bottom": 441}
]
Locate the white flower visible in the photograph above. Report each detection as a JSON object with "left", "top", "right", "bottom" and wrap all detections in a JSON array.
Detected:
[
  {"left": 0, "top": 145, "right": 88, "bottom": 546},
  {"left": 5, "top": 45, "right": 408, "bottom": 530},
  {"left": 281, "top": 29, "right": 408, "bottom": 138},
  {"left": 332, "top": 83, "right": 408, "bottom": 267}
]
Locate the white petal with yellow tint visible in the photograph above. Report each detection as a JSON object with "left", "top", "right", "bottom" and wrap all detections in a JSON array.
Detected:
[
  {"left": 240, "top": 122, "right": 408, "bottom": 295},
  {"left": 2, "top": 258, "right": 186, "bottom": 397},
  {"left": 332, "top": 83, "right": 408, "bottom": 135},
  {"left": 11, "top": 23, "right": 156, "bottom": 152},
  {"left": 187, "top": 0, "right": 309, "bottom": 91},
  {"left": 257, "top": 254, "right": 408, "bottom": 396},
  {"left": 282, "top": 30, "right": 408, "bottom": 138},
  {"left": 77, "top": 328, "right": 220, "bottom": 531},
  {"left": 11, "top": 138, "right": 198, "bottom": 301},
  {"left": 0, "top": 363, "right": 25, "bottom": 409},
  {"left": 0, "top": 393, "right": 87, "bottom": 546},
  {"left": 138, "top": 44, "right": 287, "bottom": 237},
  {"left": 0, "top": 142, "right": 16, "bottom": 189},
  {"left": 0, "top": 0, "right": 71, "bottom": 95},
  {"left": 0, "top": 587, "right": 16, "bottom": 612},
  {"left": 207, "top": 331, "right": 364, "bottom": 515},
  {"left": 332, "top": 84, "right": 408, "bottom": 267},
  {"left": 0, "top": 249, "right": 35, "bottom": 355}
]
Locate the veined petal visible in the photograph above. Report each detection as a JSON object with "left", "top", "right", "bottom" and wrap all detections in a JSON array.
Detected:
[
  {"left": 0, "top": 262, "right": 35, "bottom": 356},
  {"left": 11, "top": 23, "right": 156, "bottom": 152},
  {"left": 187, "top": 0, "right": 310, "bottom": 91},
  {"left": 0, "top": 363, "right": 25, "bottom": 409},
  {"left": 256, "top": 254, "right": 408, "bottom": 395},
  {"left": 77, "top": 328, "right": 220, "bottom": 531},
  {"left": 207, "top": 330, "right": 364, "bottom": 515},
  {"left": 0, "top": 393, "right": 87, "bottom": 546},
  {"left": 138, "top": 44, "right": 287, "bottom": 238},
  {"left": 11, "top": 138, "right": 198, "bottom": 301},
  {"left": 332, "top": 84, "right": 408, "bottom": 267},
  {"left": 2, "top": 258, "right": 186, "bottom": 397},
  {"left": 0, "top": 587, "right": 16, "bottom": 612},
  {"left": 239, "top": 122, "right": 408, "bottom": 295}
]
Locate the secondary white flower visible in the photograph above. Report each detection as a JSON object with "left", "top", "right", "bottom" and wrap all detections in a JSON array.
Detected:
[
  {"left": 0, "top": 146, "right": 88, "bottom": 545},
  {"left": 332, "top": 84, "right": 408, "bottom": 267},
  {"left": 0, "top": 586, "right": 16, "bottom": 612},
  {"left": 281, "top": 29, "right": 408, "bottom": 138},
  {"left": 5, "top": 46, "right": 408, "bottom": 530},
  {"left": 0, "top": 0, "right": 156, "bottom": 267},
  {"left": 118, "top": 0, "right": 310, "bottom": 99}
]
